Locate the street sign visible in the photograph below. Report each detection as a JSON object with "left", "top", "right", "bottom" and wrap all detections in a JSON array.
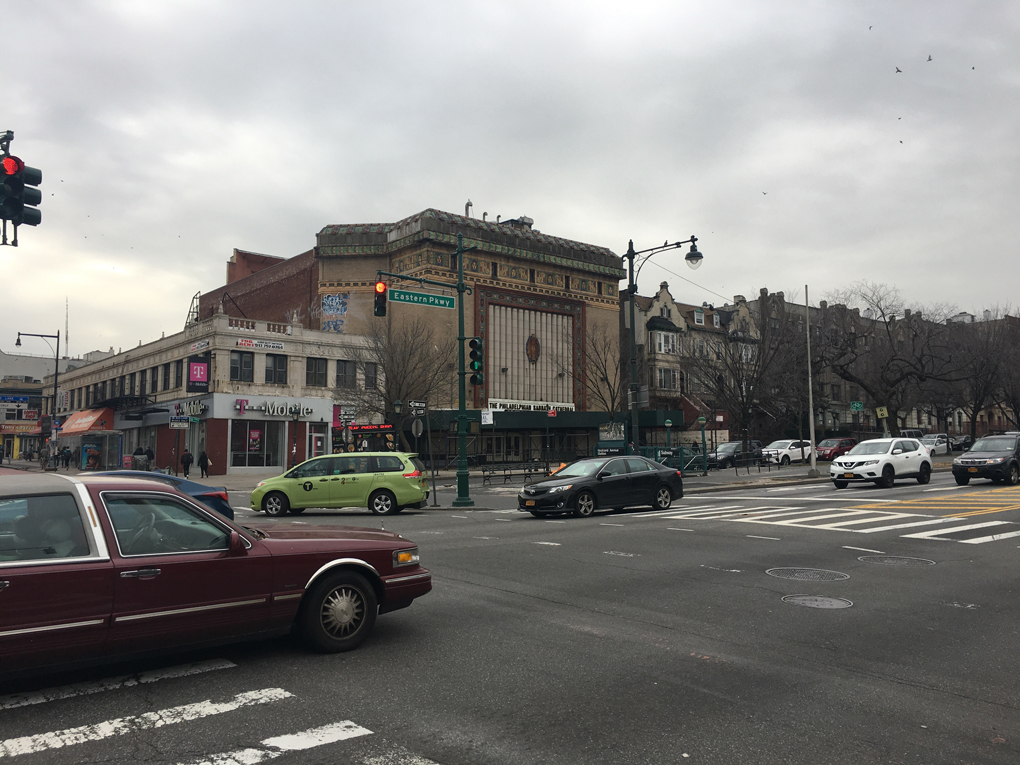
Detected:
[
  {"left": 850, "top": 401, "right": 864, "bottom": 412},
  {"left": 389, "top": 289, "right": 455, "bottom": 310},
  {"left": 169, "top": 416, "right": 190, "bottom": 429},
  {"left": 411, "top": 418, "right": 424, "bottom": 438},
  {"left": 481, "top": 408, "right": 493, "bottom": 425},
  {"left": 409, "top": 399, "right": 426, "bottom": 409},
  {"left": 876, "top": 406, "right": 889, "bottom": 419}
]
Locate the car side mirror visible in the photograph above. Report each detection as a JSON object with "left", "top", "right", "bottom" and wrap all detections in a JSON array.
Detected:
[
  {"left": 596, "top": 471, "right": 610, "bottom": 480},
  {"left": 892, "top": 449, "right": 903, "bottom": 455},
  {"left": 229, "top": 530, "right": 247, "bottom": 555}
]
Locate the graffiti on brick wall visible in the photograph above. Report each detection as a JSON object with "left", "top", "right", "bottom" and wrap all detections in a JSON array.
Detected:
[{"left": 321, "top": 292, "right": 350, "bottom": 332}]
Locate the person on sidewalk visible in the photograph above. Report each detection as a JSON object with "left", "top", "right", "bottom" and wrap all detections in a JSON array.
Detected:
[
  {"left": 180, "top": 448, "right": 194, "bottom": 479},
  {"left": 197, "top": 450, "right": 210, "bottom": 478}
]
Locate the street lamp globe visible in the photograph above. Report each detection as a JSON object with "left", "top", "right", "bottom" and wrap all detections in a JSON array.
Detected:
[
  {"left": 393, "top": 399, "right": 402, "bottom": 416},
  {"left": 685, "top": 240, "right": 704, "bottom": 270}
]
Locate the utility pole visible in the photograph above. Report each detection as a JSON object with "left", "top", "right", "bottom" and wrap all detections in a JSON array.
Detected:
[{"left": 452, "top": 233, "right": 475, "bottom": 507}]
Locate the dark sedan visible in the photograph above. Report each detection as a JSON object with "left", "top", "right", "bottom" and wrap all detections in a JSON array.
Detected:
[
  {"left": 84, "top": 471, "right": 234, "bottom": 519},
  {"left": 518, "top": 455, "right": 683, "bottom": 518}
]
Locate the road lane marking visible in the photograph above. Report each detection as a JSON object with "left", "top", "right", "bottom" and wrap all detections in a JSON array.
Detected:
[
  {"left": 924, "top": 486, "right": 966, "bottom": 492},
  {"left": 0, "top": 688, "right": 292, "bottom": 758},
  {"left": 451, "top": 515, "right": 468, "bottom": 518},
  {"left": 746, "top": 535, "right": 781, "bottom": 540},
  {"left": 599, "top": 523, "right": 626, "bottom": 527},
  {"left": 958, "top": 529, "right": 1020, "bottom": 544},
  {"left": 857, "top": 517, "right": 962, "bottom": 533},
  {"left": 175, "top": 721, "right": 374, "bottom": 765},
  {"left": 667, "top": 528, "right": 694, "bottom": 531},
  {"left": 534, "top": 542, "right": 561, "bottom": 546},
  {"left": 843, "top": 546, "right": 885, "bottom": 553},
  {"left": 0, "top": 659, "right": 236, "bottom": 711},
  {"left": 544, "top": 520, "right": 567, "bottom": 523}
]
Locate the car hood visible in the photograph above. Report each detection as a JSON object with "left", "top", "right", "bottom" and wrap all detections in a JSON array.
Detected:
[
  {"left": 960, "top": 450, "right": 1014, "bottom": 459},
  {"left": 526, "top": 476, "right": 578, "bottom": 491},
  {"left": 247, "top": 525, "right": 411, "bottom": 543}
]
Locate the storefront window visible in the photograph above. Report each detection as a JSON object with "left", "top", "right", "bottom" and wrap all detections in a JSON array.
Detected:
[
  {"left": 230, "top": 420, "right": 284, "bottom": 467},
  {"left": 308, "top": 423, "right": 328, "bottom": 458}
]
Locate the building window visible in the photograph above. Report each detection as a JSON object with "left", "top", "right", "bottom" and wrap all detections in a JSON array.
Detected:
[
  {"left": 694, "top": 310, "right": 705, "bottom": 326},
  {"left": 151, "top": 367, "right": 159, "bottom": 394},
  {"left": 85, "top": 386, "right": 91, "bottom": 407},
  {"left": 305, "top": 357, "right": 327, "bottom": 387},
  {"left": 597, "top": 281, "right": 603, "bottom": 295},
  {"left": 337, "top": 359, "right": 356, "bottom": 389},
  {"left": 491, "top": 262, "right": 498, "bottom": 279},
  {"left": 713, "top": 313, "right": 720, "bottom": 328},
  {"left": 657, "top": 367, "right": 680, "bottom": 390},
  {"left": 230, "top": 351, "right": 254, "bottom": 382},
  {"left": 831, "top": 384, "right": 841, "bottom": 401},
  {"left": 364, "top": 362, "right": 377, "bottom": 390},
  {"left": 265, "top": 354, "right": 288, "bottom": 385},
  {"left": 162, "top": 363, "right": 171, "bottom": 390},
  {"left": 139, "top": 370, "right": 147, "bottom": 397},
  {"left": 174, "top": 360, "right": 184, "bottom": 388},
  {"left": 128, "top": 373, "right": 136, "bottom": 397},
  {"left": 656, "top": 332, "right": 677, "bottom": 354}
]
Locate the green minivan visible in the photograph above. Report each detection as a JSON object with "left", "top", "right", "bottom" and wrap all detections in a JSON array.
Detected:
[{"left": 251, "top": 452, "right": 430, "bottom": 516}]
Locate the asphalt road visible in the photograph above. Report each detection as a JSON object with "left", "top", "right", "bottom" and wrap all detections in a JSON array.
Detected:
[{"left": 2, "top": 469, "right": 1018, "bottom": 763}]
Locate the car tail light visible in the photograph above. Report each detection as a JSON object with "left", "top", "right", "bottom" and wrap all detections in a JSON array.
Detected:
[
  {"left": 676, "top": 470, "right": 683, "bottom": 477},
  {"left": 202, "top": 491, "right": 230, "bottom": 503},
  {"left": 403, "top": 469, "right": 421, "bottom": 478}
]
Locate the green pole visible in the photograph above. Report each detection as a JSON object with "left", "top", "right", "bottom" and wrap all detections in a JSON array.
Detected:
[
  {"left": 698, "top": 416, "right": 708, "bottom": 475},
  {"left": 453, "top": 233, "right": 474, "bottom": 507}
]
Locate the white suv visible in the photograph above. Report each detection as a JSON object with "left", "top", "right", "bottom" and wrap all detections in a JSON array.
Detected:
[
  {"left": 762, "top": 439, "right": 813, "bottom": 465},
  {"left": 830, "top": 437, "right": 932, "bottom": 489}
]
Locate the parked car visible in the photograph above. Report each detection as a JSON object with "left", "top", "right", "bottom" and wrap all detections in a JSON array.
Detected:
[
  {"left": 85, "top": 470, "right": 234, "bottom": 519},
  {"left": 950, "top": 435, "right": 973, "bottom": 451},
  {"left": 899, "top": 429, "right": 925, "bottom": 440},
  {"left": 251, "top": 452, "right": 429, "bottom": 517},
  {"left": 951, "top": 433, "right": 1020, "bottom": 486},
  {"left": 707, "top": 440, "right": 764, "bottom": 469},
  {"left": 518, "top": 455, "right": 683, "bottom": 518},
  {"left": 830, "top": 437, "right": 933, "bottom": 489},
  {"left": 815, "top": 437, "right": 857, "bottom": 461},
  {"left": 0, "top": 474, "right": 431, "bottom": 675},
  {"left": 761, "top": 440, "right": 813, "bottom": 465},
  {"left": 920, "top": 433, "right": 951, "bottom": 456}
]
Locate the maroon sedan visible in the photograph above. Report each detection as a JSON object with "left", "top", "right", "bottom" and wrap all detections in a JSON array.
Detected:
[
  {"left": 0, "top": 474, "right": 431, "bottom": 675},
  {"left": 815, "top": 437, "right": 857, "bottom": 461}
]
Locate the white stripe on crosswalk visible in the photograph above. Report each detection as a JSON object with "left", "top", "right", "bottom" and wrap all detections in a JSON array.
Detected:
[
  {"left": 901, "top": 521, "right": 1012, "bottom": 540},
  {"left": 856, "top": 517, "right": 962, "bottom": 533},
  {"left": 176, "top": 721, "right": 373, "bottom": 765},
  {"left": 0, "top": 688, "right": 292, "bottom": 759},
  {"left": 0, "top": 659, "right": 236, "bottom": 711}
]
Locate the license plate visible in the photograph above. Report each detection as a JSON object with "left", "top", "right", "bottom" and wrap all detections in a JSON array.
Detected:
[
  {"left": 843, "top": 473, "right": 854, "bottom": 479},
  {"left": 968, "top": 467, "right": 978, "bottom": 473},
  {"left": 526, "top": 500, "right": 535, "bottom": 506}
]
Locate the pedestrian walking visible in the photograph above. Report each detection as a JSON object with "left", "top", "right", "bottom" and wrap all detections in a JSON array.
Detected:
[
  {"left": 180, "top": 448, "right": 193, "bottom": 479},
  {"left": 38, "top": 444, "right": 49, "bottom": 470},
  {"left": 197, "top": 450, "right": 210, "bottom": 478},
  {"left": 62, "top": 446, "right": 72, "bottom": 469}
]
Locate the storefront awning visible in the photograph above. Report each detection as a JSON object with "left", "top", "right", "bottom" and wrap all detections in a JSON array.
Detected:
[{"left": 59, "top": 408, "right": 116, "bottom": 436}]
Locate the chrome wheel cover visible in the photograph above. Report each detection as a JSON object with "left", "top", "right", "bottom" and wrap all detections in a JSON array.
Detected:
[
  {"left": 320, "top": 586, "right": 365, "bottom": 638},
  {"left": 655, "top": 487, "right": 672, "bottom": 509},
  {"left": 576, "top": 493, "right": 595, "bottom": 516},
  {"left": 371, "top": 493, "right": 393, "bottom": 514}
]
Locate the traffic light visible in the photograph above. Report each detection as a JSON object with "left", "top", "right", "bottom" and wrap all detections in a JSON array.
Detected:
[
  {"left": 1, "top": 155, "right": 42, "bottom": 226},
  {"left": 468, "top": 337, "right": 484, "bottom": 385},
  {"left": 373, "top": 281, "right": 387, "bottom": 316}
]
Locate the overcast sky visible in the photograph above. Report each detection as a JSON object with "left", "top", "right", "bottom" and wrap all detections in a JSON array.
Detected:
[{"left": 3, "top": 0, "right": 1017, "bottom": 360}]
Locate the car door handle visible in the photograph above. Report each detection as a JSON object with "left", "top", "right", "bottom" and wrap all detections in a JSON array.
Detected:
[
  {"left": 0, "top": 580, "right": 8, "bottom": 591},
  {"left": 120, "top": 568, "right": 161, "bottom": 578},
  {"left": 330, "top": 478, "right": 340, "bottom": 481},
  {"left": 318, "top": 478, "right": 329, "bottom": 482}
]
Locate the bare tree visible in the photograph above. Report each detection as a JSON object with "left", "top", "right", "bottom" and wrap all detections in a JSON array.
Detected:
[
  {"left": 942, "top": 309, "right": 1010, "bottom": 439},
  {"left": 552, "top": 321, "right": 626, "bottom": 417},
  {"left": 997, "top": 315, "right": 1020, "bottom": 429},
  {"left": 335, "top": 318, "right": 457, "bottom": 447},
  {"left": 817, "top": 283, "right": 956, "bottom": 435}
]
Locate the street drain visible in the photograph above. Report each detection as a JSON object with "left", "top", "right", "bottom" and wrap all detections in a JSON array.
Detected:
[
  {"left": 782, "top": 595, "right": 853, "bottom": 609},
  {"left": 858, "top": 556, "right": 935, "bottom": 567},
  {"left": 766, "top": 568, "right": 849, "bottom": 581}
]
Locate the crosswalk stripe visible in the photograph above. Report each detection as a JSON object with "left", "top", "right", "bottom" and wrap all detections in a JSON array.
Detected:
[
  {"left": 0, "top": 688, "right": 292, "bottom": 758},
  {"left": 0, "top": 659, "right": 236, "bottom": 711},
  {"left": 958, "top": 529, "right": 1020, "bottom": 544},
  {"left": 856, "top": 517, "right": 962, "bottom": 533},
  {"left": 771, "top": 510, "right": 872, "bottom": 526},
  {"left": 902, "top": 521, "right": 1011, "bottom": 540},
  {"left": 176, "top": 721, "right": 374, "bottom": 765},
  {"left": 815, "top": 513, "right": 920, "bottom": 528}
]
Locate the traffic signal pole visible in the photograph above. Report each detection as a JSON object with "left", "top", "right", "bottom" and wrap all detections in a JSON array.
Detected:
[{"left": 375, "top": 231, "right": 477, "bottom": 506}]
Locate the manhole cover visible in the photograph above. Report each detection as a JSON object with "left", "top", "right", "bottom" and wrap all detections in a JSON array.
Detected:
[
  {"left": 766, "top": 568, "right": 849, "bottom": 581},
  {"left": 858, "top": 556, "right": 935, "bottom": 567},
  {"left": 782, "top": 595, "right": 853, "bottom": 609}
]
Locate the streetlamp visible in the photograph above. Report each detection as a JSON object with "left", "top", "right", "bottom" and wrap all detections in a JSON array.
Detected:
[
  {"left": 665, "top": 418, "right": 672, "bottom": 448},
  {"left": 16, "top": 331, "right": 60, "bottom": 458},
  {"left": 624, "top": 236, "right": 703, "bottom": 455},
  {"left": 697, "top": 415, "right": 708, "bottom": 475},
  {"left": 392, "top": 399, "right": 402, "bottom": 451}
]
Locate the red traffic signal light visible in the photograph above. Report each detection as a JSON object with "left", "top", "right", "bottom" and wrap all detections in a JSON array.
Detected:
[
  {"left": 0, "top": 154, "right": 42, "bottom": 226},
  {"left": 373, "top": 281, "right": 388, "bottom": 316}
]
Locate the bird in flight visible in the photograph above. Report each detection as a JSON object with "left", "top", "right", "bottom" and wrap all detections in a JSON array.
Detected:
[
  {"left": 762, "top": 192, "right": 767, "bottom": 195},
  {"left": 895, "top": 67, "right": 902, "bottom": 73},
  {"left": 927, "top": 55, "right": 932, "bottom": 61}
]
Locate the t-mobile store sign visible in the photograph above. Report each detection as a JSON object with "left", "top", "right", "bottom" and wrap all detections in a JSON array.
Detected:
[{"left": 187, "top": 354, "right": 210, "bottom": 393}]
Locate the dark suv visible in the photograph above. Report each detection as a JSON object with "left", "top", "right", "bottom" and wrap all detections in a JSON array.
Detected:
[
  {"left": 708, "top": 440, "right": 764, "bottom": 469},
  {"left": 952, "top": 433, "right": 1020, "bottom": 486}
]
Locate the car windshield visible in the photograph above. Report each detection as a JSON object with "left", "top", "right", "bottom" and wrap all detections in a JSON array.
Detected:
[
  {"left": 921, "top": 436, "right": 937, "bottom": 443},
  {"left": 765, "top": 441, "right": 793, "bottom": 450},
  {"left": 717, "top": 443, "right": 740, "bottom": 453},
  {"left": 553, "top": 460, "right": 605, "bottom": 478},
  {"left": 819, "top": 439, "right": 840, "bottom": 447},
  {"left": 970, "top": 437, "right": 1017, "bottom": 452},
  {"left": 848, "top": 441, "right": 893, "bottom": 455}
]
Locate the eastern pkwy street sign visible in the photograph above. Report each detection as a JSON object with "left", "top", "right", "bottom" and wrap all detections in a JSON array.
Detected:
[
  {"left": 389, "top": 289, "right": 455, "bottom": 309},
  {"left": 850, "top": 401, "right": 864, "bottom": 412}
]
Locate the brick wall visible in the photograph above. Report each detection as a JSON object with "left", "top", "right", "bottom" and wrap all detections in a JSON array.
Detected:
[{"left": 199, "top": 249, "right": 318, "bottom": 328}]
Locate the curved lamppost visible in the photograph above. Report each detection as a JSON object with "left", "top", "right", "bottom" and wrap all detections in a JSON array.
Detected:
[{"left": 624, "top": 237, "right": 703, "bottom": 454}]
